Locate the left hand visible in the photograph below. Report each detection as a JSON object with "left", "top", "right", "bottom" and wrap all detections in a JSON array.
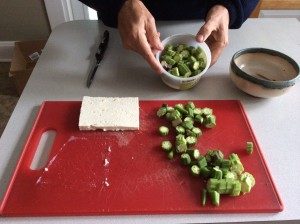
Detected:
[{"left": 196, "top": 5, "right": 229, "bottom": 66}]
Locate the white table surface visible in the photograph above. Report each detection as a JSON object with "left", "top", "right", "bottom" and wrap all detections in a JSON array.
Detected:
[{"left": 0, "top": 18, "right": 300, "bottom": 223}]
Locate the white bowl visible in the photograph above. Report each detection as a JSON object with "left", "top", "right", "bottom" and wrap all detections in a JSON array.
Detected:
[
  {"left": 230, "top": 48, "right": 300, "bottom": 98},
  {"left": 156, "top": 34, "right": 211, "bottom": 90}
]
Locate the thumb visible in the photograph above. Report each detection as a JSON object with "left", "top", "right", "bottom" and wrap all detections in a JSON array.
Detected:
[{"left": 196, "top": 21, "right": 214, "bottom": 43}]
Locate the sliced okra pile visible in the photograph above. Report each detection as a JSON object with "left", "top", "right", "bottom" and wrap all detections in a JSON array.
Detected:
[
  {"left": 160, "top": 44, "right": 207, "bottom": 78},
  {"left": 157, "top": 101, "right": 255, "bottom": 207}
]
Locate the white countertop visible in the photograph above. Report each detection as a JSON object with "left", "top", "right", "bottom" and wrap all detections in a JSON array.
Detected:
[{"left": 0, "top": 18, "right": 300, "bottom": 223}]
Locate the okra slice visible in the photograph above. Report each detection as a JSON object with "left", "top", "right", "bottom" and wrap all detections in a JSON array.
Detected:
[
  {"left": 159, "top": 126, "right": 169, "bottom": 136},
  {"left": 204, "top": 114, "right": 216, "bottom": 128},
  {"left": 201, "top": 107, "right": 213, "bottom": 116},
  {"left": 182, "top": 120, "right": 194, "bottom": 130},
  {"left": 157, "top": 107, "right": 167, "bottom": 117},
  {"left": 187, "top": 148, "right": 201, "bottom": 160},
  {"left": 207, "top": 178, "right": 219, "bottom": 191},
  {"left": 173, "top": 53, "right": 183, "bottom": 62},
  {"left": 230, "top": 181, "right": 241, "bottom": 196},
  {"left": 188, "top": 55, "right": 197, "bottom": 63},
  {"left": 190, "top": 165, "right": 200, "bottom": 176},
  {"left": 217, "top": 179, "right": 227, "bottom": 194},
  {"left": 174, "top": 103, "right": 187, "bottom": 114},
  {"left": 180, "top": 153, "right": 191, "bottom": 165},
  {"left": 194, "top": 114, "right": 204, "bottom": 124},
  {"left": 164, "top": 56, "right": 176, "bottom": 66},
  {"left": 200, "top": 166, "right": 211, "bottom": 178},
  {"left": 172, "top": 118, "right": 182, "bottom": 127},
  {"left": 165, "top": 44, "right": 173, "bottom": 51},
  {"left": 229, "top": 153, "right": 244, "bottom": 174},
  {"left": 165, "top": 49, "right": 176, "bottom": 57},
  {"left": 212, "top": 166, "right": 223, "bottom": 180},
  {"left": 221, "top": 159, "right": 231, "bottom": 169},
  {"left": 180, "top": 50, "right": 190, "bottom": 58},
  {"left": 177, "top": 44, "right": 187, "bottom": 52},
  {"left": 176, "top": 135, "right": 188, "bottom": 153},
  {"left": 186, "top": 136, "right": 197, "bottom": 146},
  {"left": 178, "top": 63, "right": 192, "bottom": 77},
  {"left": 169, "top": 67, "right": 180, "bottom": 76},
  {"left": 175, "top": 125, "right": 185, "bottom": 134},
  {"left": 160, "top": 60, "right": 172, "bottom": 70},
  {"left": 192, "top": 61, "right": 200, "bottom": 70},
  {"left": 167, "top": 150, "right": 174, "bottom": 160},
  {"left": 161, "top": 140, "right": 172, "bottom": 152},
  {"left": 169, "top": 109, "right": 181, "bottom": 120},
  {"left": 191, "top": 127, "right": 202, "bottom": 137},
  {"left": 209, "top": 190, "right": 220, "bottom": 206},
  {"left": 246, "top": 141, "right": 254, "bottom": 155},
  {"left": 198, "top": 156, "right": 207, "bottom": 168}
]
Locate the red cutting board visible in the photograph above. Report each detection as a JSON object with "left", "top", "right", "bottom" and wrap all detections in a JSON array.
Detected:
[{"left": 0, "top": 100, "right": 283, "bottom": 216}]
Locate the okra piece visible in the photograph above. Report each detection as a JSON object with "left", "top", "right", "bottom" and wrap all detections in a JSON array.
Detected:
[
  {"left": 160, "top": 60, "right": 172, "bottom": 70},
  {"left": 159, "top": 126, "right": 169, "bottom": 136},
  {"left": 224, "top": 171, "right": 238, "bottom": 180},
  {"left": 172, "top": 118, "right": 182, "bottom": 127},
  {"left": 193, "top": 108, "right": 202, "bottom": 115},
  {"left": 206, "top": 150, "right": 224, "bottom": 167},
  {"left": 173, "top": 53, "right": 183, "bottom": 62},
  {"left": 167, "top": 150, "right": 174, "bottom": 160},
  {"left": 202, "top": 189, "right": 207, "bottom": 206},
  {"left": 198, "top": 156, "right": 207, "bottom": 168},
  {"left": 166, "top": 106, "right": 174, "bottom": 112},
  {"left": 230, "top": 181, "right": 241, "bottom": 196},
  {"left": 221, "top": 159, "right": 231, "bottom": 169},
  {"left": 165, "top": 44, "right": 173, "bottom": 51},
  {"left": 178, "top": 63, "right": 192, "bottom": 77},
  {"left": 182, "top": 120, "right": 194, "bottom": 130},
  {"left": 157, "top": 107, "right": 167, "bottom": 117},
  {"left": 191, "top": 127, "right": 202, "bottom": 137},
  {"left": 186, "top": 136, "right": 197, "bottom": 146},
  {"left": 187, "top": 108, "right": 194, "bottom": 117},
  {"left": 190, "top": 165, "right": 200, "bottom": 176},
  {"left": 187, "top": 148, "right": 201, "bottom": 160},
  {"left": 169, "top": 109, "right": 181, "bottom": 120},
  {"left": 180, "top": 49, "right": 190, "bottom": 58},
  {"left": 192, "top": 61, "right": 200, "bottom": 70},
  {"left": 183, "top": 116, "right": 194, "bottom": 124},
  {"left": 240, "top": 172, "right": 255, "bottom": 194},
  {"left": 194, "top": 114, "right": 204, "bottom": 124},
  {"left": 176, "top": 135, "right": 188, "bottom": 153},
  {"left": 209, "top": 190, "right": 220, "bottom": 206},
  {"left": 175, "top": 125, "right": 185, "bottom": 134},
  {"left": 212, "top": 166, "right": 223, "bottom": 180},
  {"left": 200, "top": 166, "right": 211, "bottom": 178},
  {"left": 188, "top": 55, "right": 197, "bottom": 63},
  {"left": 165, "top": 49, "right": 176, "bottom": 57},
  {"left": 174, "top": 104, "right": 188, "bottom": 115},
  {"left": 181, "top": 153, "right": 191, "bottom": 165},
  {"left": 177, "top": 44, "right": 187, "bottom": 52},
  {"left": 164, "top": 56, "right": 176, "bottom": 66},
  {"left": 246, "top": 141, "right": 254, "bottom": 155},
  {"left": 201, "top": 107, "right": 213, "bottom": 116},
  {"left": 161, "top": 140, "right": 172, "bottom": 152},
  {"left": 207, "top": 178, "right": 219, "bottom": 191},
  {"left": 217, "top": 179, "right": 227, "bottom": 194},
  {"left": 229, "top": 153, "right": 244, "bottom": 174},
  {"left": 170, "top": 67, "right": 180, "bottom": 76},
  {"left": 204, "top": 114, "right": 216, "bottom": 128}
]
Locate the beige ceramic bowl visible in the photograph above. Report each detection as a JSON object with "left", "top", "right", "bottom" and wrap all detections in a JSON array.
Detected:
[
  {"left": 230, "top": 48, "right": 300, "bottom": 98},
  {"left": 156, "top": 34, "right": 211, "bottom": 90}
]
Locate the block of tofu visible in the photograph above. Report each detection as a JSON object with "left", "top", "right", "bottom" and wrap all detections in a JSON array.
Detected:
[{"left": 79, "top": 97, "right": 139, "bottom": 131}]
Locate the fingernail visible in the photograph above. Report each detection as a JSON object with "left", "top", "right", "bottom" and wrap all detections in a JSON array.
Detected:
[{"left": 197, "top": 35, "right": 203, "bottom": 42}]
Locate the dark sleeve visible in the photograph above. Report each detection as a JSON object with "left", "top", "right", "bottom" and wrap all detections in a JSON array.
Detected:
[
  {"left": 207, "top": 0, "right": 259, "bottom": 29},
  {"left": 78, "top": 0, "right": 123, "bottom": 27}
]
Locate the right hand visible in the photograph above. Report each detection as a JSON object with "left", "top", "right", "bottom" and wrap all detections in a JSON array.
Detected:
[{"left": 118, "top": 0, "right": 164, "bottom": 74}]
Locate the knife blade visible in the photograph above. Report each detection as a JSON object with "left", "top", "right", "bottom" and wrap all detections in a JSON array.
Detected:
[{"left": 86, "top": 30, "right": 109, "bottom": 88}]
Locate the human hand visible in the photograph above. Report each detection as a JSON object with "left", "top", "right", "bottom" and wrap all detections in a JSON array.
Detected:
[
  {"left": 196, "top": 5, "right": 229, "bottom": 66},
  {"left": 118, "top": 0, "right": 164, "bottom": 73}
]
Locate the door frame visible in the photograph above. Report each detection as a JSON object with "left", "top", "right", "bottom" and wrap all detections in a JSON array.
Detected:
[{"left": 44, "top": 0, "right": 89, "bottom": 30}]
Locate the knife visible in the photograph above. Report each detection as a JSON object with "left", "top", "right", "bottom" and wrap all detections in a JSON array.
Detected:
[{"left": 86, "top": 30, "right": 109, "bottom": 88}]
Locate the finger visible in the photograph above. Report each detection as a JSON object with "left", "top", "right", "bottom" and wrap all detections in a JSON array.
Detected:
[
  {"left": 145, "top": 17, "right": 163, "bottom": 50},
  {"left": 206, "top": 39, "right": 225, "bottom": 66},
  {"left": 196, "top": 21, "right": 215, "bottom": 43},
  {"left": 136, "top": 33, "right": 163, "bottom": 74}
]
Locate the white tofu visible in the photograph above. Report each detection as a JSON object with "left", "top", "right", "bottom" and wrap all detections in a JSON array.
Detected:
[{"left": 79, "top": 96, "right": 139, "bottom": 131}]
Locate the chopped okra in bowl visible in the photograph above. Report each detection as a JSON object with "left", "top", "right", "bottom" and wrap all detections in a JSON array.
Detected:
[{"left": 156, "top": 34, "right": 211, "bottom": 90}]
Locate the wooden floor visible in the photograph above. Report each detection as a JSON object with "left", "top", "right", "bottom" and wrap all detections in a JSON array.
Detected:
[{"left": 0, "top": 62, "right": 19, "bottom": 138}]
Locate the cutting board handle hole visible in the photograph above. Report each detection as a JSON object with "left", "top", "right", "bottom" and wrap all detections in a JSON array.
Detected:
[{"left": 30, "top": 130, "right": 56, "bottom": 170}]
